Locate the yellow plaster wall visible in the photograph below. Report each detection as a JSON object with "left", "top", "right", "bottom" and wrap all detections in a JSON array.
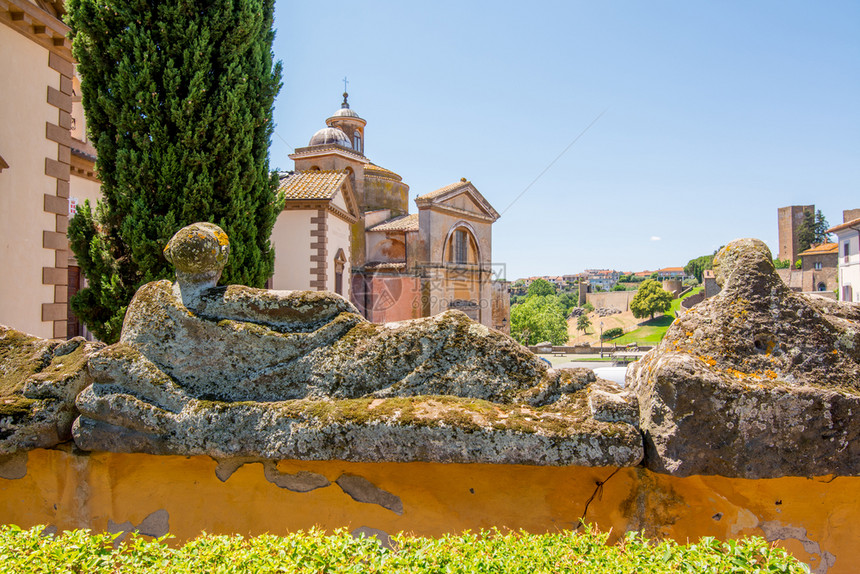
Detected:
[
  {"left": 1, "top": 449, "right": 856, "bottom": 572},
  {"left": 0, "top": 23, "right": 61, "bottom": 338},
  {"left": 364, "top": 175, "right": 408, "bottom": 215}
]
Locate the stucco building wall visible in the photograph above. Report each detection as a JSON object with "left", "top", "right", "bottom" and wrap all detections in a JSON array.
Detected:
[
  {"left": 327, "top": 215, "right": 352, "bottom": 298},
  {"left": 0, "top": 449, "right": 854, "bottom": 573},
  {"left": 271, "top": 211, "right": 313, "bottom": 290},
  {"left": 69, "top": 175, "right": 101, "bottom": 215},
  {"left": 0, "top": 17, "right": 71, "bottom": 338}
]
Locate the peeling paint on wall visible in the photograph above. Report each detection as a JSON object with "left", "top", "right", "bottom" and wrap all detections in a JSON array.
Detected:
[
  {"left": 108, "top": 509, "right": 169, "bottom": 543},
  {"left": 760, "top": 521, "right": 836, "bottom": 574},
  {"left": 336, "top": 474, "right": 403, "bottom": 515},
  {"left": 0, "top": 452, "right": 27, "bottom": 480}
]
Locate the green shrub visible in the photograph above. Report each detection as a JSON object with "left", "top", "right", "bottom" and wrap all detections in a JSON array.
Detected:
[
  {"left": 601, "top": 327, "right": 624, "bottom": 340},
  {"left": 0, "top": 525, "right": 810, "bottom": 573}
]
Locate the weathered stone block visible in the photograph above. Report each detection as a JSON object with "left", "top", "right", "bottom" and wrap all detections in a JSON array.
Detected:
[{"left": 630, "top": 238, "right": 860, "bottom": 478}]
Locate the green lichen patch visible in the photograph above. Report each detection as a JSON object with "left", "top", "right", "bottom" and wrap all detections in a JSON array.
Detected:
[
  {"left": 189, "top": 392, "right": 615, "bottom": 438},
  {"left": 0, "top": 326, "right": 57, "bottom": 399}
]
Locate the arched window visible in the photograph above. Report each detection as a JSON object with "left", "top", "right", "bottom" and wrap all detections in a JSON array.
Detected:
[
  {"left": 443, "top": 223, "right": 480, "bottom": 267},
  {"left": 454, "top": 229, "right": 468, "bottom": 264},
  {"left": 817, "top": 282, "right": 826, "bottom": 292},
  {"left": 334, "top": 249, "right": 347, "bottom": 295}
]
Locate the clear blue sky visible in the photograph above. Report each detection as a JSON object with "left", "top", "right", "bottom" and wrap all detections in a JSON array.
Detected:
[{"left": 270, "top": 1, "right": 859, "bottom": 280}]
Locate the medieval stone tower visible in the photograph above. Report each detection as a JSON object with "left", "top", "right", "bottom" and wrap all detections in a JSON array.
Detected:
[{"left": 778, "top": 204, "right": 814, "bottom": 263}]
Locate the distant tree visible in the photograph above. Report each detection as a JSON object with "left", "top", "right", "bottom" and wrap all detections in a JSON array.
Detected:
[
  {"left": 66, "top": 0, "right": 283, "bottom": 342},
  {"left": 558, "top": 292, "right": 578, "bottom": 316},
  {"left": 630, "top": 279, "right": 673, "bottom": 320},
  {"left": 582, "top": 302, "right": 594, "bottom": 313},
  {"left": 511, "top": 295, "right": 568, "bottom": 345},
  {"left": 796, "top": 209, "right": 831, "bottom": 253},
  {"left": 813, "top": 210, "right": 831, "bottom": 243},
  {"left": 610, "top": 283, "right": 626, "bottom": 291},
  {"left": 601, "top": 327, "right": 624, "bottom": 340},
  {"left": 684, "top": 254, "right": 715, "bottom": 283},
  {"left": 527, "top": 279, "right": 556, "bottom": 297},
  {"left": 773, "top": 259, "right": 791, "bottom": 269},
  {"left": 618, "top": 273, "right": 633, "bottom": 282},
  {"left": 576, "top": 314, "right": 591, "bottom": 334},
  {"left": 649, "top": 271, "right": 659, "bottom": 280}
]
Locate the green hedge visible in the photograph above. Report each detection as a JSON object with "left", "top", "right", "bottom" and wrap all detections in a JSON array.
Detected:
[
  {"left": 601, "top": 327, "right": 624, "bottom": 340},
  {"left": 0, "top": 525, "right": 809, "bottom": 573}
]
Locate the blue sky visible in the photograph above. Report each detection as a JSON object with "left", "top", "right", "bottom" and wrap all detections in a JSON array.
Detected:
[{"left": 270, "top": 1, "right": 859, "bottom": 280}]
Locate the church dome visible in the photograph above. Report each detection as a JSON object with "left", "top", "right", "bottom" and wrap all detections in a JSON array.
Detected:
[
  {"left": 308, "top": 127, "right": 351, "bottom": 147},
  {"left": 331, "top": 107, "right": 359, "bottom": 118}
]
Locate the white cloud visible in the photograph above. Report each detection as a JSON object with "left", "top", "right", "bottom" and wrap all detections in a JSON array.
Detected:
[{"left": 650, "top": 236, "right": 661, "bottom": 241}]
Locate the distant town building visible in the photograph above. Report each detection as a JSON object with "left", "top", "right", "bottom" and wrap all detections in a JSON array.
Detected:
[
  {"left": 655, "top": 267, "right": 688, "bottom": 281},
  {"left": 703, "top": 269, "right": 720, "bottom": 299},
  {"left": 778, "top": 204, "right": 814, "bottom": 263},
  {"left": 826, "top": 209, "right": 860, "bottom": 303},
  {"left": 585, "top": 269, "right": 620, "bottom": 291},
  {"left": 798, "top": 243, "right": 838, "bottom": 293}
]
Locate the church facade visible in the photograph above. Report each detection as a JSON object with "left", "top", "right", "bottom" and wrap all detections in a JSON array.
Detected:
[{"left": 271, "top": 93, "right": 510, "bottom": 332}]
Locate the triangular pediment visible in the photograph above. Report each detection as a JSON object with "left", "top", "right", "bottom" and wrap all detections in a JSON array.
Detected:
[{"left": 415, "top": 181, "right": 500, "bottom": 222}]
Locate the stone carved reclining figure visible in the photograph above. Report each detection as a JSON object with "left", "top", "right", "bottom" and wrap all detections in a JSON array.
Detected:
[{"left": 71, "top": 223, "right": 642, "bottom": 466}]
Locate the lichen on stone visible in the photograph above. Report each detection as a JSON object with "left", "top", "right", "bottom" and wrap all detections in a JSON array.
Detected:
[
  {"left": 0, "top": 326, "right": 103, "bottom": 456},
  {"left": 630, "top": 238, "right": 860, "bottom": 479}
]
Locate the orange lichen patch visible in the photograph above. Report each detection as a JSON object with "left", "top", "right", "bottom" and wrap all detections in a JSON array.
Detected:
[
  {"left": 725, "top": 367, "right": 751, "bottom": 380},
  {"left": 763, "top": 370, "right": 779, "bottom": 380}
]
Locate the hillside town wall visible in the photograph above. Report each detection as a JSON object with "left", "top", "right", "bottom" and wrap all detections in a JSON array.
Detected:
[{"left": 585, "top": 290, "right": 635, "bottom": 311}]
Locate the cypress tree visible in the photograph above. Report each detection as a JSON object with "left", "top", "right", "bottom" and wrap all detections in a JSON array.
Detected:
[{"left": 66, "top": 0, "right": 283, "bottom": 342}]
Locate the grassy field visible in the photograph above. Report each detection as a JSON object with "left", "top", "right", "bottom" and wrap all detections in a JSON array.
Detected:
[{"left": 611, "top": 286, "right": 703, "bottom": 345}]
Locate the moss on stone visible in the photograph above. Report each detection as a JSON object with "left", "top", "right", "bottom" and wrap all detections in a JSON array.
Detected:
[{"left": 184, "top": 392, "right": 608, "bottom": 438}]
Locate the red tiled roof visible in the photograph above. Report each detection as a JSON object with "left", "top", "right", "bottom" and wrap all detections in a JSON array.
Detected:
[
  {"left": 826, "top": 218, "right": 860, "bottom": 234},
  {"left": 415, "top": 180, "right": 469, "bottom": 201},
  {"left": 366, "top": 213, "right": 419, "bottom": 232},
  {"left": 278, "top": 170, "right": 347, "bottom": 201},
  {"left": 363, "top": 162, "right": 402, "bottom": 181},
  {"left": 799, "top": 243, "right": 838, "bottom": 256}
]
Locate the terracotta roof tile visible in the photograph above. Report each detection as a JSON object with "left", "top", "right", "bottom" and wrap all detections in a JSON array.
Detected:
[
  {"left": 278, "top": 170, "right": 347, "bottom": 201},
  {"left": 799, "top": 242, "right": 838, "bottom": 256},
  {"left": 826, "top": 218, "right": 860, "bottom": 234},
  {"left": 415, "top": 180, "right": 469, "bottom": 201},
  {"left": 363, "top": 162, "right": 402, "bottom": 180},
  {"left": 366, "top": 213, "right": 419, "bottom": 232}
]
